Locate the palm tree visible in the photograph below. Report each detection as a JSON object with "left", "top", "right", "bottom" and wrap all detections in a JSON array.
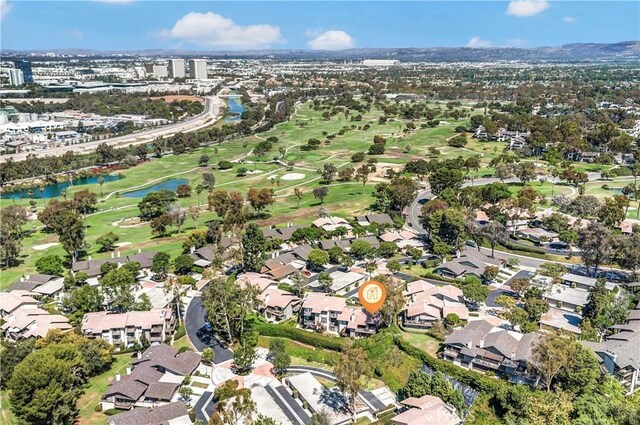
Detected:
[
  {"left": 290, "top": 271, "right": 307, "bottom": 297},
  {"left": 97, "top": 176, "right": 105, "bottom": 198},
  {"left": 165, "top": 276, "right": 184, "bottom": 322}
]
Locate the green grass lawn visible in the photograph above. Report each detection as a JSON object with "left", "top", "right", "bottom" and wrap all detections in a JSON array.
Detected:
[
  {"left": 400, "top": 331, "right": 441, "bottom": 356},
  {"left": 0, "top": 390, "right": 17, "bottom": 425},
  {"left": 76, "top": 353, "right": 133, "bottom": 425}
]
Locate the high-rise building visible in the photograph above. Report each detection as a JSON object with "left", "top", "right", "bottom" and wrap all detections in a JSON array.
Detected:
[
  {"left": 168, "top": 59, "right": 186, "bottom": 79},
  {"left": 188, "top": 59, "right": 207, "bottom": 80},
  {"left": 8, "top": 69, "right": 25, "bottom": 86},
  {"left": 14, "top": 60, "right": 33, "bottom": 83},
  {"left": 144, "top": 64, "right": 168, "bottom": 78}
]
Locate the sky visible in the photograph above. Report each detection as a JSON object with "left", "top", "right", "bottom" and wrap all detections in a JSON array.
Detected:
[{"left": 1, "top": 1, "right": 638, "bottom": 51}]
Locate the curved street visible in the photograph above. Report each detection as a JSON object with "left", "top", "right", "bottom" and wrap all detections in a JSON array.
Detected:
[
  {"left": 0, "top": 95, "right": 225, "bottom": 163},
  {"left": 184, "top": 294, "right": 233, "bottom": 363}
]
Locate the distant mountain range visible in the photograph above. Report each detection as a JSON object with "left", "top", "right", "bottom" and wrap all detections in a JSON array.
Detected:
[{"left": 2, "top": 41, "right": 639, "bottom": 62}]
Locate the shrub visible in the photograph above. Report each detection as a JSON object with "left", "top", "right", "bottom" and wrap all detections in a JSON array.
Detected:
[
  {"left": 218, "top": 160, "right": 233, "bottom": 170},
  {"left": 255, "top": 322, "right": 343, "bottom": 351}
]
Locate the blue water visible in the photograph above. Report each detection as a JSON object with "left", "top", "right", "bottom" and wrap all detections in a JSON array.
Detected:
[
  {"left": 121, "top": 178, "right": 189, "bottom": 198},
  {"left": 1, "top": 174, "right": 122, "bottom": 200},
  {"left": 225, "top": 96, "right": 245, "bottom": 122}
]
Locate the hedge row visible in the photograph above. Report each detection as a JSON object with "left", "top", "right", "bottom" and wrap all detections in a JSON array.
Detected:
[
  {"left": 254, "top": 322, "right": 344, "bottom": 351},
  {"left": 394, "top": 335, "right": 505, "bottom": 395}
]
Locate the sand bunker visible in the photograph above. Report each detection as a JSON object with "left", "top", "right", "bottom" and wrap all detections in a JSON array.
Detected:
[
  {"left": 281, "top": 173, "right": 305, "bottom": 181},
  {"left": 33, "top": 243, "right": 59, "bottom": 251},
  {"left": 115, "top": 242, "right": 132, "bottom": 247}
]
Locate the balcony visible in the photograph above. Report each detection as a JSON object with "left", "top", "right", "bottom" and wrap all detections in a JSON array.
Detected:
[
  {"left": 114, "top": 400, "right": 133, "bottom": 410},
  {"left": 149, "top": 333, "right": 163, "bottom": 342},
  {"left": 472, "top": 358, "right": 501, "bottom": 370},
  {"left": 443, "top": 348, "right": 460, "bottom": 359},
  {"left": 266, "top": 307, "right": 285, "bottom": 317},
  {"left": 354, "top": 327, "right": 376, "bottom": 335},
  {"left": 150, "top": 325, "right": 163, "bottom": 333},
  {"left": 404, "top": 319, "right": 436, "bottom": 328}
]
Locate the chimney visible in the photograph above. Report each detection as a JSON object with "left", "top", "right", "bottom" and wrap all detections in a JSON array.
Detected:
[
  {"left": 126, "top": 367, "right": 132, "bottom": 375},
  {"left": 467, "top": 339, "right": 473, "bottom": 349},
  {"left": 25, "top": 274, "right": 30, "bottom": 280},
  {"left": 111, "top": 252, "right": 115, "bottom": 259},
  {"left": 264, "top": 293, "right": 270, "bottom": 303},
  {"left": 137, "top": 351, "right": 142, "bottom": 360},
  {"left": 117, "top": 251, "right": 121, "bottom": 258},
  {"left": 115, "top": 373, "right": 121, "bottom": 382},
  {"left": 88, "top": 255, "right": 92, "bottom": 261},
  {"left": 479, "top": 339, "right": 485, "bottom": 348},
  {"left": 190, "top": 246, "right": 195, "bottom": 254},
  {"left": 456, "top": 251, "right": 461, "bottom": 259},
  {"left": 511, "top": 351, "right": 516, "bottom": 361},
  {"left": 20, "top": 276, "right": 25, "bottom": 282},
  {"left": 138, "top": 248, "right": 142, "bottom": 254}
]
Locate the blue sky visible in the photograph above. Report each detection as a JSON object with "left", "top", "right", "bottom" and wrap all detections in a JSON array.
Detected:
[{"left": 1, "top": 1, "right": 638, "bottom": 51}]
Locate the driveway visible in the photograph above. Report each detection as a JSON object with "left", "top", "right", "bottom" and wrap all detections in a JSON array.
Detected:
[
  {"left": 486, "top": 270, "right": 534, "bottom": 308},
  {"left": 185, "top": 295, "right": 233, "bottom": 363}
]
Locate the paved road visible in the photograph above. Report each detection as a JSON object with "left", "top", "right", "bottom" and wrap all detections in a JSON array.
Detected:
[
  {"left": 1, "top": 95, "right": 224, "bottom": 163},
  {"left": 193, "top": 391, "right": 216, "bottom": 424},
  {"left": 184, "top": 295, "right": 233, "bottom": 363},
  {"left": 486, "top": 270, "right": 534, "bottom": 308},
  {"left": 285, "top": 365, "right": 387, "bottom": 412}
]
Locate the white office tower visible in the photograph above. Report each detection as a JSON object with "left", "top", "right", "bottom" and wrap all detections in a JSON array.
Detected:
[
  {"left": 168, "top": 59, "right": 186, "bottom": 79},
  {"left": 189, "top": 59, "right": 208, "bottom": 80},
  {"left": 8, "top": 69, "right": 25, "bottom": 86}
]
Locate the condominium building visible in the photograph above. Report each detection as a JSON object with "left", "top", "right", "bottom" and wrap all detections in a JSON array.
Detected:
[
  {"left": 188, "top": 59, "right": 207, "bottom": 80},
  {"left": 81, "top": 309, "right": 176, "bottom": 348},
  {"left": 167, "top": 59, "right": 185, "bottom": 79},
  {"left": 8, "top": 69, "right": 24, "bottom": 86}
]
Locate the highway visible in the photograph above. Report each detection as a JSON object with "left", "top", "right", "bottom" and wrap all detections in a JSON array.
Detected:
[{"left": 0, "top": 95, "right": 225, "bottom": 163}]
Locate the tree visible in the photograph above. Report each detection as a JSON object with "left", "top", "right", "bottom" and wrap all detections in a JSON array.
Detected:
[
  {"left": 62, "top": 285, "right": 103, "bottom": 324},
  {"left": 598, "top": 196, "right": 626, "bottom": 228},
  {"left": 532, "top": 332, "right": 576, "bottom": 391},
  {"left": 176, "top": 183, "right": 192, "bottom": 198},
  {"left": 71, "top": 190, "right": 98, "bottom": 214},
  {"left": 202, "top": 347, "right": 215, "bottom": 367},
  {"left": 247, "top": 188, "right": 275, "bottom": 215},
  {"left": 150, "top": 213, "right": 172, "bottom": 237},
  {"left": 378, "top": 275, "right": 405, "bottom": 325},
  {"left": 173, "top": 254, "right": 194, "bottom": 275},
  {"left": 95, "top": 232, "right": 119, "bottom": 252},
  {"left": 334, "top": 342, "right": 368, "bottom": 421},
  {"left": 133, "top": 293, "right": 153, "bottom": 311},
  {"left": 375, "top": 176, "right": 419, "bottom": 214},
  {"left": 578, "top": 222, "right": 612, "bottom": 276},
  {"left": 179, "top": 385, "right": 193, "bottom": 402},
  {"left": 479, "top": 221, "right": 508, "bottom": 258},
  {"left": 138, "top": 190, "right": 176, "bottom": 220},
  {"left": 308, "top": 249, "right": 330, "bottom": 270},
  {"left": 0, "top": 205, "right": 28, "bottom": 267},
  {"left": 0, "top": 339, "right": 36, "bottom": 390},
  {"left": 293, "top": 187, "right": 304, "bottom": 208},
  {"left": 387, "top": 259, "right": 401, "bottom": 273},
  {"left": 312, "top": 186, "right": 329, "bottom": 204},
  {"left": 268, "top": 338, "right": 291, "bottom": 376},
  {"left": 97, "top": 176, "right": 105, "bottom": 197},
  {"left": 350, "top": 240, "right": 375, "bottom": 261},
  {"left": 509, "top": 278, "right": 530, "bottom": 297},
  {"left": 203, "top": 278, "right": 260, "bottom": 343},
  {"left": 101, "top": 268, "right": 136, "bottom": 312},
  {"left": 211, "top": 380, "right": 256, "bottom": 425},
  {"left": 555, "top": 342, "right": 600, "bottom": 394},
  {"left": 482, "top": 265, "right": 499, "bottom": 282},
  {"left": 202, "top": 172, "right": 216, "bottom": 190},
  {"left": 165, "top": 276, "right": 185, "bottom": 321},
  {"left": 462, "top": 280, "right": 489, "bottom": 304},
  {"left": 199, "top": 154, "right": 210, "bottom": 166},
  {"left": 317, "top": 271, "right": 334, "bottom": 292},
  {"left": 35, "top": 254, "right": 65, "bottom": 276},
  {"left": 151, "top": 252, "right": 171, "bottom": 278},
  {"left": 378, "top": 241, "right": 398, "bottom": 258},
  {"left": 428, "top": 162, "right": 465, "bottom": 196},
  {"left": 169, "top": 207, "right": 187, "bottom": 234},
  {"left": 242, "top": 223, "right": 267, "bottom": 272},
  {"left": 233, "top": 338, "right": 258, "bottom": 375},
  {"left": 321, "top": 163, "right": 337, "bottom": 183}
]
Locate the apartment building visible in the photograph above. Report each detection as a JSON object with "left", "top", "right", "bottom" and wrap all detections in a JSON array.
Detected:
[
  {"left": 403, "top": 280, "right": 469, "bottom": 328},
  {"left": 300, "top": 293, "right": 378, "bottom": 337},
  {"left": 81, "top": 309, "right": 176, "bottom": 348}
]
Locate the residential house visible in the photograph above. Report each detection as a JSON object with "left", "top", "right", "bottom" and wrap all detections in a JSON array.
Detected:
[
  {"left": 102, "top": 345, "right": 201, "bottom": 410},
  {"left": 583, "top": 303, "right": 640, "bottom": 394},
  {"left": 539, "top": 308, "right": 582, "bottom": 336},
  {"left": 515, "top": 227, "right": 558, "bottom": 244},
  {"left": 543, "top": 284, "right": 589, "bottom": 312},
  {"left": 403, "top": 280, "right": 469, "bottom": 328},
  {"left": 189, "top": 237, "right": 240, "bottom": 266},
  {"left": 562, "top": 273, "right": 616, "bottom": 291},
  {"left": 312, "top": 216, "right": 352, "bottom": 232},
  {"left": 236, "top": 272, "right": 302, "bottom": 322},
  {"left": 72, "top": 250, "right": 156, "bottom": 281},
  {"left": 2, "top": 306, "right": 72, "bottom": 340},
  {"left": 434, "top": 249, "right": 503, "bottom": 281},
  {"left": 0, "top": 291, "right": 39, "bottom": 317},
  {"left": 108, "top": 401, "right": 191, "bottom": 425},
  {"left": 300, "top": 293, "right": 377, "bottom": 337},
  {"left": 82, "top": 309, "right": 176, "bottom": 348},
  {"left": 263, "top": 224, "right": 305, "bottom": 242},
  {"left": 379, "top": 229, "right": 423, "bottom": 249},
  {"left": 391, "top": 394, "right": 460, "bottom": 425},
  {"left": 9, "top": 274, "right": 64, "bottom": 298},
  {"left": 442, "top": 319, "right": 540, "bottom": 385},
  {"left": 355, "top": 213, "right": 394, "bottom": 227},
  {"left": 308, "top": 269, "right": 366, "bottom": 296}
]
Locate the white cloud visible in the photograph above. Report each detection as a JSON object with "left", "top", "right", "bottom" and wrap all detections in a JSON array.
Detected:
[
  {"left": 507, "top": 0, "right": 550, "bottom": 17},
  {"left": 70, "top": 29, "right": 84, "bottom": 40},
  {"left": 308, "top": 30, "right": 354, "bottom": 50},
  {"left": 562, "top": 16, "right": 576, "bottom": 23},
  {"left": 467, "top": 36, "right": 492, "bottom": 48},
  {"left": 160, "top": 12, "right": 283, "bottom": 49},
  {"left": 0, "top": 0, "right": 13, "bottom": 20}
]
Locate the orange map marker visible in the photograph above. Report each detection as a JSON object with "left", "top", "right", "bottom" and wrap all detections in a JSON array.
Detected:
[{"left": 358, "top": 280, "right": 386, "bottom": 313}]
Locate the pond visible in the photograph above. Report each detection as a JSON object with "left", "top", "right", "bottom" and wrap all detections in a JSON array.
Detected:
[
  {"left": 610, "top": 188, "right": 637, "bottom": 200},
  {"left": 225, "top": 96, "right": 245, "bottom": 123},
  {"left": 1, "top": 174, "right": 122, "bottom": 200},
  {"left": 121, "top": 178, "right": 189, "bottom": 198}
]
